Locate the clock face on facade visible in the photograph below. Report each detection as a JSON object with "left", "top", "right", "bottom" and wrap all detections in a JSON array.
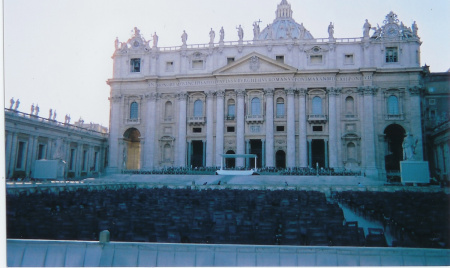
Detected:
[
  {"left": 385, "top": 24, "right": 399, "bottom": 37},
  {"left": 133, "top": 41, "right": 140, "bottom": 47}
]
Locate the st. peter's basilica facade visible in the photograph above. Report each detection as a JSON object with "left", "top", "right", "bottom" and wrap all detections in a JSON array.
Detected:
[{"left": 107, "top": 0, "right": 424, "bottom": 179}]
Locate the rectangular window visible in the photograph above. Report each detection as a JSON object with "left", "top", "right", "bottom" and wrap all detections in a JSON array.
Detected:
[
  {"left": 227, "top": 57, "right": 235, "bottom": 64},
  {"left": 130, "top": 58, "right": 141, "bottom": 72},
  {"left": 166, "top": 61, "right": 174, "bottom": 71},
  {"left": 38, "top": 144, "right": 46, "bottom": 160},
  {"left": 344, "top": 54, "right": 354, "bottom": 64},
  {"left": 227, "top": 104, "right": 235, "bottom": 119},
  {"left": 313, "top": 126, "right": 323, "bottom": 132},
  {"left": 192, "top": 60, "right": 204, "bottom": 69},
  {"left": 310, "top": 55, "right": 323, "bottom": 64},
  {"left": 276, "top": 55, "right": 284, "bottom": 63},
  {"left": 276, "top": 126, "right": 285, "bottom": 132},
  {"left": 193, "top": 127, "right": 202, "bottom": 133},
  {"left": 276, "top": 103, "right": 285, "bottom": 117},
  {"left": 69, "top": 149, "right": 76, "bottom": 171},
  {"left": 16, "top": 141, "right": 26, "bottom": 169},
  {"left": 227, "top": 126, "right": 235, "bottom": 132},
  {"left": 385, "top": 47, "right": 398, "bottom": 63}
]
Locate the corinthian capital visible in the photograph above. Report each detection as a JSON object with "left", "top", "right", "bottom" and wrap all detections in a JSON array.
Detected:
[
  {"left": 297, "top": 88, "right": 307, "bottom": 96},
  {"left": 177, "top": 92, "right": 188, "bottom": 100},
  {"left": 285, "top": 88, "right": 296, "bottom": 95},
  {"left": 216, "top": 90, "right": 225, "bottom": 98},
  {"left": 206, "top": 91, "right": 216, "bottom": 99},
  {"left": 236, "top": 89, "right": 246, "bottom": 98},
  {"left": 408, "top": 85, "right": 422, "bottom": 95},
  {"left": 109, "top": 95, "right": 122, "bottom": 103},
  {"left": 264, "top": 88, "right": 274, "bottom": 96}
]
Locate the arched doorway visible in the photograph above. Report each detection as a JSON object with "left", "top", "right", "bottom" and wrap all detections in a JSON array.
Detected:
[
  {"left": 384, "top": 124, "right": 406, "bottom": 171},
  {"left": 225, "top": 150, "right": 235, "bottom": 168},
  {"left": 123, "top": 128, "right": 141, "bottom": 170},
  {"left": 276, "top": 150, "right": 286, "bottom": 169}
]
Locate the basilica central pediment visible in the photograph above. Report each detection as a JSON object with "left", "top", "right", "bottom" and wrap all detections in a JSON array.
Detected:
[{"left": 213, "top": 52, "right": 297, "bottom": 76}]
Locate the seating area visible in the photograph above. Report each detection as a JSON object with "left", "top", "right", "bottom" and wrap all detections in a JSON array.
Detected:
[
  {"left": 6, "top": 187, "right": 448, "bottom": 248},
  {"left": 333, "top": 191, "right": 450, "bottom": 248}
]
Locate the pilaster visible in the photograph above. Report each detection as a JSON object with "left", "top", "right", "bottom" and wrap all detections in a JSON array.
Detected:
[
  {"left": 236, "top": 89, "right": 246, "bottom": 167},
  {"left": 264, "top": 88, "right": 274, "bottom": 167},
  {"left": 286, "top": 88, "right": 296, "bottom": 168},
  {"left": 215, "top": 90, "right": 225, "bottom": 166}
]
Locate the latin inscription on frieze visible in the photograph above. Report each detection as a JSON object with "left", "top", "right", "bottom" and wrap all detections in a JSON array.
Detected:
[{"left": 152, "top": 75, "right": 365, "bottom": 88}]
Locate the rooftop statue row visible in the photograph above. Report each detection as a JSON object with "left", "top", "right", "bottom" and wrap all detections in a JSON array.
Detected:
[{"left": 113, "top": 6, "right": 419, "bottom": 52}]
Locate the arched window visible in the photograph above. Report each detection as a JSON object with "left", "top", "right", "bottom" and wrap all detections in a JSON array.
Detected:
[
  {"left": 387, "top": 95, "right": 399, "bottom": 115},
  {"left": 227, "top": 99, "right": 235, "bottom": 119},
  {"left": 130, "top": 102, "right": 138, "bottom": 119},
  {"left": 164, "top": 101, "right": 172, "bottom": 119},
  {"left": 193, "top": 100, "right": 203, "bottom": 117},
  {"left": 276, "top": 97, "right": 285, "bottom": 117},
  {"left": 347, "top": 142, "right": 356, "bottom": 160},
  {"left": 251, "top": 97, "right": 261, "bottom": 116},
  {"left": 345, "top": 96, "right": 354, "bottom": 114},
  {"left": 312, "top": 96, "right": 322, "bottom": 115}
]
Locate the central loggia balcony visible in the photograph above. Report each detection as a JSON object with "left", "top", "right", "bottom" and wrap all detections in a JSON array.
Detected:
[
  {"left": 188, "top": 116, "right": 205, "bottom": 125},
  {"left": 385, "top": 114, "right": 404, "bottom": 120},
  {"left": 308, "top": 114, "right": 327, "bottom": 123},
  {"left": 246, "top": 115, "right": 264, "bottom": 123}
]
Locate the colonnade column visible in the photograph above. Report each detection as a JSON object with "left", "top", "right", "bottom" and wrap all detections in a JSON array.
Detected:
[
  {"left": 261, "top": 139, "right": 266, "bottom": 167},
  {"left": 286, "top": 88, "right": 296, "bottom": 168},
  {"left": 107, "top": 95, "right": 122, "bottom": 173},
  {"left": 298, "top": 88, "right": 308, "bottom": 167},
  {"left": 202, "top": 140, "right": 207, "bottom": 166},
  {"left": 177, "top": 93, "right": 188, "bottom": 167},
  {"left": 144, "top": 93, "right": 157, "bottom": 170},
  {"left": 236, "top": 89, "right": 245, "bottom": 167},
  {"left": 215, "top": 90, "right": 225, "bottom": 167},
  {"left": 264, "top": 88, "right": 274, "bottom": 167},
  {"left": 245, "top": 140, "right": 250, "bottom": 167},
  {"left": 206, "top": 91, "right": 214, "bottom": 167},
  {"left": 328, "top": 87, "right": 338, "bottom": 168},
  {"left": 5, "top": 132, "right": 13, "bottom": 177},
  {"left": 187, "top": 141, "right": 192, "bottom": 167},
  {"left": 308, "top": 140, "right": 312, "bottom": 167},
  {"left": 361, "top": 86, "right": 378, "bottom": 177}
]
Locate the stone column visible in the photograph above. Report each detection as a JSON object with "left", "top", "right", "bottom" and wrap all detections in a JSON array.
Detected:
[
  {"left": 187, "top": 141, "right": 192, "bottom": 168},
  {"left": 5, "top": 132, "right": 13, "bottom": 177},
  {"left": 236, "top": 89, "right": 245, "bottom": 167},
  {"left": 25, "top": 135, "right": 37, "bottom": 177},
  {"left": 143, "top": 93, "right": 158, "bottom": 170},
  {"left": 308, "top": 140, "right": 312, "bottom": 167},
  {"left": 107, "top": 95, "right": 122, "bottom": 173},
  {"left": 177, "top": 93, "right": 188, "bottom": 167},
  {"left": 246, "top": 140, "right": 250, "bottom": 168},
  {"left": 325, "top": 139, "right": 329, "bottom": 168},
  {"left": 298, "top": 88, "right": 308, "bottom": 167},
  {"left": 408, "top": 86, "right": 424, "bottom": 160},
  {"left": 361, "top": 86, "right": 378, "bottom": 177},
  {"left": 261, "top": 139, "right": 266, "bottom": 167},
  {"left": 264, "top": 88, "right": 274, "bottom": 167},
  {"left": 327, "top": 87, "right": 339, "bottom": 168},
  {"left": 77, "top": 144, "right": 83, "bottom": 177},
  {"left": 215, "top": 90, "right": 225, "bottom": 167},
  {"left": 286, "top": 88, "right": 296, "bottom": 168},
  {"left": 206, "top": 91, "right": 215, "bottom": 167},
  {"left": 202, "top": 140, "right": 207, "bottom": 167}
]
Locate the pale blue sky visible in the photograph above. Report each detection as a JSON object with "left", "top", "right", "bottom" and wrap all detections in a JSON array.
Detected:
[{"left": 3, "top": 0, "right": 449, "bottom": 127}]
